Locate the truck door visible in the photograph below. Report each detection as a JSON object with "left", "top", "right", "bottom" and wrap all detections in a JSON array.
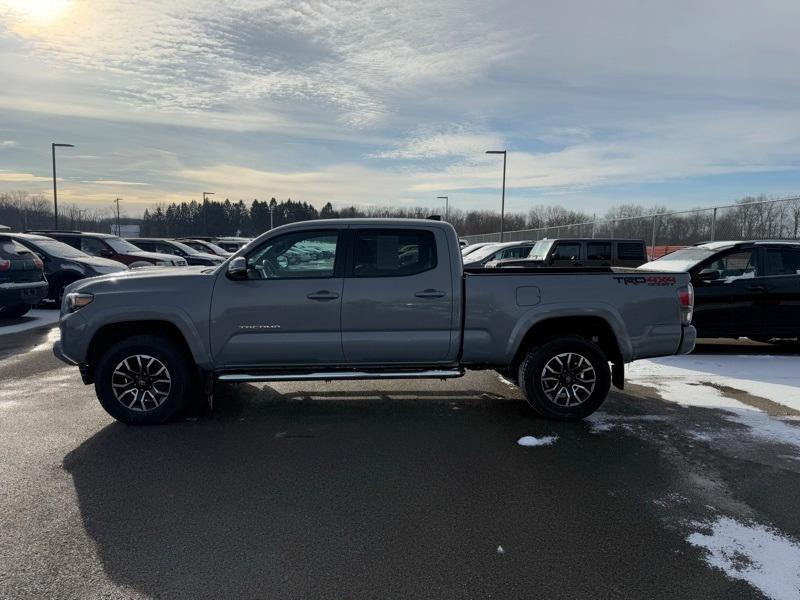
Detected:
[
  {"left": 341, "top": 227, "right": 454, "bottom": 364},
  {"left": 759, "top": 246, "right": 800, "bottom": 337},
  {"left": 209, "top": 229, "right": 345, "bottom": 367}
]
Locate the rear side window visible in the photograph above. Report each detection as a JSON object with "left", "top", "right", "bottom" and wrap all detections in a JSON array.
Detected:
[
  {"left": 762, "top": 247, "right": 800, "bottom": 276},
  {"left": 587, "top": 242, "right": 612, "bottom": 261},
  {"left": 617, "top": 242, "right": 645, "bottom": 261},
  {"left": 353, "top": 229, "right": 436, "bottom": 277}
]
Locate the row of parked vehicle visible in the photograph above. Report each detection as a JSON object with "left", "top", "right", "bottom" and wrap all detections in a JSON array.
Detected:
[
  {"left": 460, "top": 237, "right": 800, "bottom": 341},
  {"left": 0, "top": 230, "right": 253, "bottom": 317}
]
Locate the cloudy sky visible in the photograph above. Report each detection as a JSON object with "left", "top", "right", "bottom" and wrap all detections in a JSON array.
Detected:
[{"left": 1, "top": 0, "right": 799, "bottom": 216}]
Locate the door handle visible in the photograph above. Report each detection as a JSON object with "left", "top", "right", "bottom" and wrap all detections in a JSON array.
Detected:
[
  {"left": 747, "top": 285, "right": 766, "bottom": 292},
  {"left": 307, "top": 290, "right": 339, "bottom": 301},
  {"left": 414, "top": 289, "right": 446, "bottom": 298}
]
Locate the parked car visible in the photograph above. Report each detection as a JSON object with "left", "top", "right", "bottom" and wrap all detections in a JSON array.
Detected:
[
  {"left": 462, "top": 241, "right": 535, "bottom": 268},
  {"left": 214, "top": 237, "right": 251, "bottom": 253},
  {"left": 639, "top": 240, "right": 800, "bottom": 341},
  {"left": 486, "top": 238, "right": 649, "bottom": 269},
  {"left": 126, "top": 238, "right": 225, "bottom": 266},
  {"left": 54, "top": 218, "right": 695, "bottom": 425},
  {"left": 176, "top": 238, "right": 232, "bottom": 258},
  {"left": 461, "top": 242, "right": 495, "bottom": 257},
  {"left": 459, "top": 238, "right": 469, "bottom": 248},
  {"left": 27, "top": 231, "right": 186, "bottom": 268},
  {"left": 0, "top": 234, "right": 48, "bottom": 317},
  {"left": 7, "top": 233, "right": 127, "bottom": 303}
]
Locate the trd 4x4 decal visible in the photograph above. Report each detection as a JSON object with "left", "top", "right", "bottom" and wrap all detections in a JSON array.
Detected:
[{"left": 613, "top": 275, "right": 677, "bottom": 286}]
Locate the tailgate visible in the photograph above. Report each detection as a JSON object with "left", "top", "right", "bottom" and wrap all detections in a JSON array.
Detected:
[{"left": 0, "top": 238, "right": 45, "bottom": 284}]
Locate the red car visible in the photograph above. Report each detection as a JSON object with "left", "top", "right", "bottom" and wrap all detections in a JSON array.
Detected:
[{"left": 27, "top": 231, "right": 186, "bottom": 268}]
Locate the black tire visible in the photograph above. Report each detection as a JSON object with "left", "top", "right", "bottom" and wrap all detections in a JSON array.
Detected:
[
  {"left": 1, "top": 305, "right": 31, "bottom": 318},
  {"left": 94, "top": 334, "right": 196, "bottom": 425},
  {"left": 518, "top": 335, "right": 611, "bottom": 420},
  {"left": 53, "top": 278, "right": 77, "bottom": 304}
]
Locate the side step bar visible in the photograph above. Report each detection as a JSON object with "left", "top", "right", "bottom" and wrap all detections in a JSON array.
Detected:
[{"left": 217, "top": 369, "right": 464, "bottom": 383}]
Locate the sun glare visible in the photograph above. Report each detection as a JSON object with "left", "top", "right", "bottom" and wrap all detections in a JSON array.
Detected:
[{"left": 3, "top": 0, "right": 72, "bottom": 25}]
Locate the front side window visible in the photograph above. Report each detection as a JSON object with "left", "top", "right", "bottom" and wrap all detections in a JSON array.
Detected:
[
  {"left": 353, "top": 229, "right": 436, "bottom": 277},
  {"left": 81, "top": 237, "right": 108, "bottom": 256},
  {"left": 703, "top": 250, "right": 756, "bottom": 282},
  {"left": 499, "top": 245, "right": 531, "bottom": 259},
  {"left": 762, "top": 247, "right": 800, "bottom": 276},
  {"left": 246, "top": 231, "right": 338, "bottom": 279},
  {"left": 551, "top": 243, "right": 581, "bottom": 261}
]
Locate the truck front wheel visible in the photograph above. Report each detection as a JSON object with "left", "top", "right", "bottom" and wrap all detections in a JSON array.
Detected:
[
  {"left": 518, "top": 336, "right": 610, "bottom": 420},
  {"left": 94, "top": 334, "right": 195, "bottom": 425}
]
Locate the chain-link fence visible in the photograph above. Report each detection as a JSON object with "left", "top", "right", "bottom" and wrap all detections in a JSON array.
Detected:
[{"left": 462, "top": 196, "right": 800, "bottom": 249}]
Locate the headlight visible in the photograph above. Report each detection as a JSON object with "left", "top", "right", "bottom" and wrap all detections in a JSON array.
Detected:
[{"left": 65, "top": 292, "right": 94, "bottom": 312}]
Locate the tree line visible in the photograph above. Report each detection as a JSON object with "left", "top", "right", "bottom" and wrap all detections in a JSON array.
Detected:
[{"left": 1, "top": 190, "right": 798, "bottom": 244}]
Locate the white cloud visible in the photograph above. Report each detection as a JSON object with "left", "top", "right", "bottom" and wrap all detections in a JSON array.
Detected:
[{"left": 370, "top": 126, "right": 504, "bottom": 160}]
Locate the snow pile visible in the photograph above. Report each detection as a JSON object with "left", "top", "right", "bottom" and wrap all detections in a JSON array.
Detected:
[
  {"left": 627, "top": 361, "right": 800, "bottom": 451},
  {"left": 687, "top": 516, "right": 800, "bottom": 600},
  {"left": 630, "top": 355, "right": 800, "bottom": 412},
  {"left": 517, "top": 435, "right": 558, "bottom": 447}
]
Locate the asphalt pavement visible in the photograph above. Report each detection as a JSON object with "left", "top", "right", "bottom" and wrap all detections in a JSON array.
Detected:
[{"left": 1, "top": 322, "right": 798, "bottom": 599}]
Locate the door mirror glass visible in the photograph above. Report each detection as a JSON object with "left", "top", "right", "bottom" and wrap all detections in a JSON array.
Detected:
[
  {"left": 697, "top": 268, "right": 721, "bottom": 282},
  {"left": 276, "top": 255, "right": 289, "bottom": 269},
  {"left": 227, "top": 256, "right": 248, "bottom": 280}
]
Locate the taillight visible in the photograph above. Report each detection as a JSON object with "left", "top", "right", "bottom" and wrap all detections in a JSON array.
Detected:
[
  {"left": 0, "top": 259, "right": 10, "bottom": 272},
  {"left": 678, "top": 283, "right": 694, "bottom": 325},
  {"left": 33, "top": 257, "right": 43, "bottom": 269}
]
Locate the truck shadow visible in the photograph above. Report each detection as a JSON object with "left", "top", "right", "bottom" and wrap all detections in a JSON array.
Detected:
[{"left": 61, "top": 384, "right": 746, "bottom": 599}]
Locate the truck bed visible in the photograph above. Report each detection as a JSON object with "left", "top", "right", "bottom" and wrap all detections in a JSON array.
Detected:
[{"left": 460, "top": 268, "right": 690, "bottom": 366}]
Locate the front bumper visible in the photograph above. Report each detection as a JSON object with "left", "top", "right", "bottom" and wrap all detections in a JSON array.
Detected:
[
  {"left": 678, "top": 325, "right": 697, "bottom": 355},
  {"left": 52, "top": 340, "right": 77, "bottom": 365}
]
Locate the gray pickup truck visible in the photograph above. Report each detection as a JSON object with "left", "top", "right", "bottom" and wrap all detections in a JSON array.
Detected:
[{"left": 54, "top": 219, "right": 696, "bottom": 425}]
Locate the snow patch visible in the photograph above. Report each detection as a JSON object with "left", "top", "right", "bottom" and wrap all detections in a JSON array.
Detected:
[
  {"left": 630, "top": 355, "right": 800, "bottom": 412},
  {"left": 517, "top": 435, "right": 558, "bottom": 447},
  {"left": 496, "top": 374, "right": 517, "bottom": 389},
  {"left": 628, "top": 360, "right": 800, "bottom": 453},
  {"left": 687, "top": 516, "right": 800, "bottom": 600}
]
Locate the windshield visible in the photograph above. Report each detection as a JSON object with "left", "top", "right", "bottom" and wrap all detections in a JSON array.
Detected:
[
  {"left": 192, "top": 240, "right": 228, "bottom": 254},
  {"left": 106, "top": 237, "right": 144, "bottom": 253},
  {"left": 27, "top": 238, "right": 87, "bottom": 259},
  {"left": 169, "top": 240, "right": 202, "bottom": 255},
  {"left": 464, "top": 244, "right": 501, "bottom": 262},
  {"left": 642, "top": 246, "right": 717, "bottom": 271},
  {"left": 527, "top": 240, "right": 552, "bottom": 260}
]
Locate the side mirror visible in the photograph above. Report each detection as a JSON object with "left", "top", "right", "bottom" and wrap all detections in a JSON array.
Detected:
[
  {"left": 697, "top": 268, "right": 721, "bottom": 282},
  {"left": 276, "top": 255, "right": 289, "bottom": 269},
  {"left": 227, "top": 256, "right": 248, "bottom": 280},
  {"left": 100, "top": 248, "right": 114, "bottom": 258}
]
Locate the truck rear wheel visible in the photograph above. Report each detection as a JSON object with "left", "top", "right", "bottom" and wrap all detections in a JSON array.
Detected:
[
  {"left": 518, "top": 336, "right": 610, "bottom": 420},
  {"left": 94, "top": 334, "right": 195, "bottom": 425}
]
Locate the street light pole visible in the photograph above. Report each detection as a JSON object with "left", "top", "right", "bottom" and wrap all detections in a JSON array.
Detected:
[
  {"left": 51, "top": 142, "right": 75, "bottom": 230},
  {"left": 113, "top": 198, "right": 122, "bottom": 235},
  {"left": 202, "top": 191, "right": 215, "bottom": 235},
  {"left": 485, "top": 150, "right": 507, "bottom": 242},
  {"left": 437, "top": 196, "right": 449, "bottom": 221}
]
